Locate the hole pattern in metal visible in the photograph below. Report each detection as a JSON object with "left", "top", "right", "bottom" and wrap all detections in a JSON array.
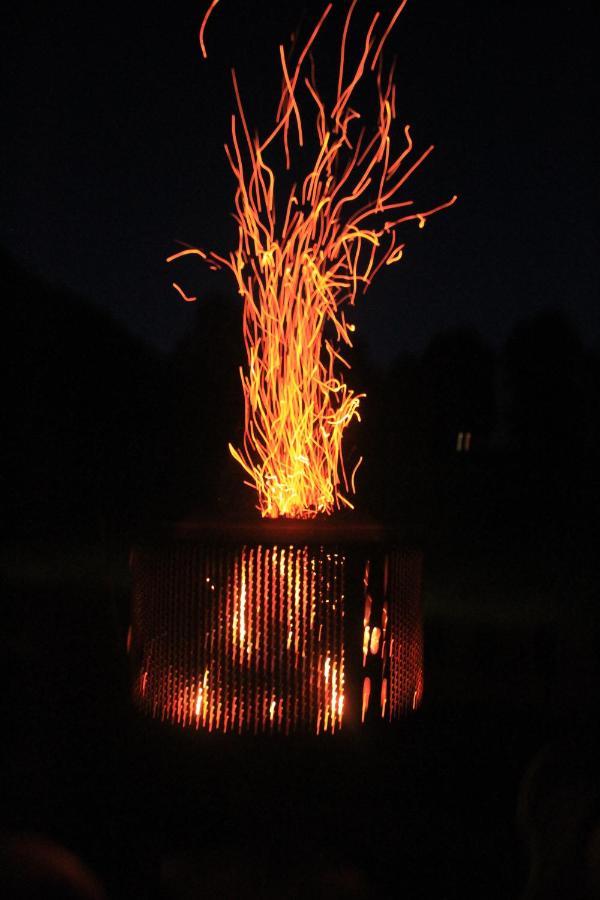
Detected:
[
  {"left": 130, "top": 541, "right": 422, "bottom": 734},
  {"left": 131, "top": 544, "right": 344, "bottom": 734}
]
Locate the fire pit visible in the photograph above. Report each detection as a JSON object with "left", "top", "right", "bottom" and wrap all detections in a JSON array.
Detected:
[
  {"left": 130, "top": 2, "right": 452, "bottom": 737},
  {"left": 130, "top": 519, "right": 422, "bottom": 734}
]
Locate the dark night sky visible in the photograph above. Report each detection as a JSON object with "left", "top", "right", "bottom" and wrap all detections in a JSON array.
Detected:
[{"left": 2, "top": 0, "right": 598, "bottom": 364}]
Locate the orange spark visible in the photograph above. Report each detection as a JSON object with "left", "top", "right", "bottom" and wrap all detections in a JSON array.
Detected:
[
  {"left": 199, "top": 0, "right": 221, "bottom": 59},
  {"left": 166, "top": 247, "right": 207, "bottom": 263},
  {"left": 172, "top": 282, "right": 197, "bottom": 302},
  {"left": 170, "top": 1, "right": 456, "bottom": 517}
]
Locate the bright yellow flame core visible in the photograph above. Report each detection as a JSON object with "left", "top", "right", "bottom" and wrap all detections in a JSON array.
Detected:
[{"left": 170, "top": 1, "right": 456, "bottom": 517}]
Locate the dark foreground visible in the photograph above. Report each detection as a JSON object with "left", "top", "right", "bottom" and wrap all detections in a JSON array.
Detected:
[{"left": 2, "top": 540, "right": 599, "bottom": 900}]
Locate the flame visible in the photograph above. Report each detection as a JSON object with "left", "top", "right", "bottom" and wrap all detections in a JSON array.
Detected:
[{"left": 170, "top": 1, "right": 456, "bottom": 517}]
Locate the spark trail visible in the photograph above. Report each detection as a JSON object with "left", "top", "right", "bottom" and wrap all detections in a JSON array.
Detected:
[{"left": 170, "top": 1, "right": 456, "bottom": 518}]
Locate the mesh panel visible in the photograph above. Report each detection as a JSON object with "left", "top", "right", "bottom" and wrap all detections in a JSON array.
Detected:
[
  {"left": 131, "top": 538, "right": 423, "bottom": 734},
  {"left": 358, "top": 548, "right": 423, "bottom": 723},
  {"left": 131, "top": 544, "right": 345, "bottom": 734},
  {"left": 387, "top": 548, "right": 424, "bottom": 718}
]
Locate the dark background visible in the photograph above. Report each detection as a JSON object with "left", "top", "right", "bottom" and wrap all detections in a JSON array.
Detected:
[
  {"left": 2, "top": 1, "right": 599, "bottom": 897},
  {"left": 2, "top": 0, "right": 598, "bottom": 359}
]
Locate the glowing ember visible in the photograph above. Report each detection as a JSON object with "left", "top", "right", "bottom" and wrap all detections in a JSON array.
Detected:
[{"left": 169, "top": 1, "right": 456, "bottom": 517}]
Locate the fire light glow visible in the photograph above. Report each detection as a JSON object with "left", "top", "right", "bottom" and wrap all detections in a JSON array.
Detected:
[
  {"left": 133, "top": 543, "right": 346, "bottom": 734},
  {"left": 169, "top": 0, "right": 456, "bottom": 518},
  {"left": 131, "top": 538, "right": 424, "bottom": 733}
]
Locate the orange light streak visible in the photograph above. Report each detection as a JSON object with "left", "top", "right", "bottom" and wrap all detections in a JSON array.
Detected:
[
  {"left": 199, "top": 0, "right": 221, "bottom": 59},
  {"left": 166, "top": 247, "right": 207, "bottom": 263},
  {"left": 370, "top": 0, "right": 409, "bottom": 71},
  {"left": 362, "top": 676, "right": 371, "bottom": 723},
  {"left": 170, "top": 1, "right": 456, "bottom": 517},
  {"left": 362, "top": 625, "right": 370, "bottom": 666},
  {"left": 172, "top": 282, "right": 197, "bottom": 302}
]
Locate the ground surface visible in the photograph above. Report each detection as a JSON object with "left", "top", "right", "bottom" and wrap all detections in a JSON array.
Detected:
[{"left": 2, "top": 534, "right": 598, "bottom": 899}]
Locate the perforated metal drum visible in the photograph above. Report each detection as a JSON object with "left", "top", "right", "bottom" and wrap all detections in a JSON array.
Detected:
[{"left": 130, "top": 519, "right": 423, "bottom": 735}]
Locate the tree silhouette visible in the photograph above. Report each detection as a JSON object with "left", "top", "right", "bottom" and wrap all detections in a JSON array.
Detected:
[
  {"left": 421, "top": 327, "right": 496, "bottom": 455},
  {"left": 503, "top": 310, "right": 586, "bottom": 462},
  {"left": 4, "top": 250, "right": 168, "bottom": 539},
  {"left": 167, "top": 290, "right": 246, "bottom": 519}
]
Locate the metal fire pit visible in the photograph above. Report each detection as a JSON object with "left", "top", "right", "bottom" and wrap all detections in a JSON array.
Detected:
[{"left": 129, "top": 519, "right": 423, "bottom": 735}]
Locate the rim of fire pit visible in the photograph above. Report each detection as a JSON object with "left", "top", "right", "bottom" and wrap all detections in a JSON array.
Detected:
[{"left": 141, "top": 515, "right": 418, "bottom": 547}]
